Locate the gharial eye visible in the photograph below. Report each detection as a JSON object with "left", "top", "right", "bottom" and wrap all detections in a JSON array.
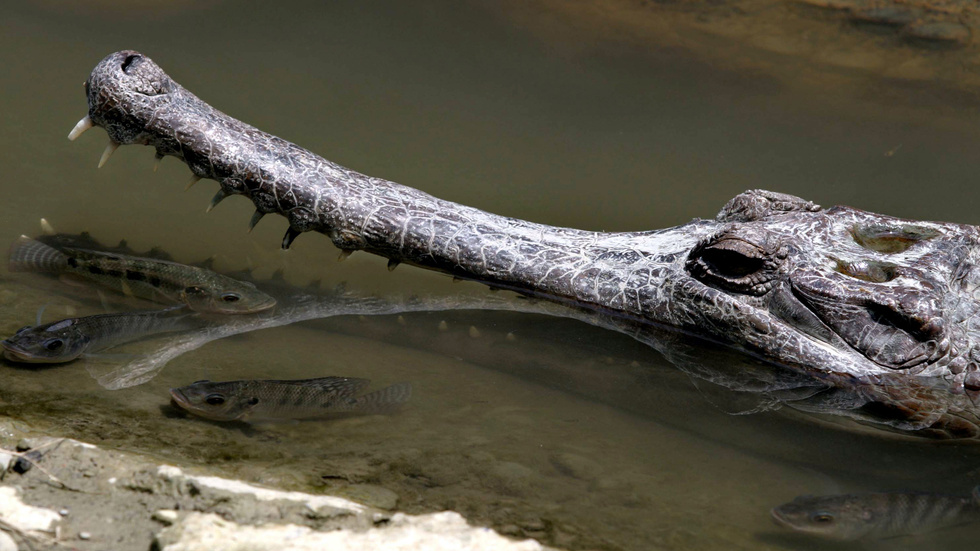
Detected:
[
  {"left": 220, "top": 293, "right": 241, "bottom": 303},
  {"left": 686, "top": 236, "right": 779, "bottom": 295},
  {"left": 205, "top": 394, "right": 226, "bottom": 406},
  {"left": 697, "top": 245, "right": 763, "bottom": 278},
  {"left": 43, "top": 339, "right": 64, "bottom": 351}
]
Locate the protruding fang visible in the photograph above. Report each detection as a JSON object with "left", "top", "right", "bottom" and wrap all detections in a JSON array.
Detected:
[
  {"left": 247, "top": 210, "right": 265, "bottom": 233},
  {"left": 153, "top": 154, "right": 163, "bottom": 172},
  {"left": 98, "top": 141, "right": 119, "bottom": 168},
  {"left": 185, "top": 175, "right": 202, "bottom": 191},
  {"left": 205, "top": 190, "right": 228, "bottom": 213},
  {"left": 469, "top": 326, "right": 481, "bottom": 338},
  {"left": 438, "top": 320, "right": 448, "bottom": 331},
  {"left": 387, "top": 259, "right": 400, "bottom": 272},
  {"left": 282, "top": 227, "right": 301, "bottom": 250},
  {"left": 337, "top": 249, "right": 354, "bottom": 262},
  {"left": 68, "top": 116, "right": 93, "bottom": 141},
  {"left": 39, "top": 218, "right": 56, "bottom": 236}
]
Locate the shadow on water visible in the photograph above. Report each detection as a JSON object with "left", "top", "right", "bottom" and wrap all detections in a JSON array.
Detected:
[{"left": 3, "top": 1, "right": 980, "bottom": 550}]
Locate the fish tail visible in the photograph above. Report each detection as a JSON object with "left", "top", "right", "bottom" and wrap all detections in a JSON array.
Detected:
[
  {"left": 8, "top": 235, "right": 68, "bottom": 273},
  {"left": 350, "top": 382, "right": 412, "bottom": 415}
]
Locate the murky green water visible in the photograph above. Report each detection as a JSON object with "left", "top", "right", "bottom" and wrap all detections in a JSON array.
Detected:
[{"left": 3, "top": 1, "right": 980, "bottom": 549}]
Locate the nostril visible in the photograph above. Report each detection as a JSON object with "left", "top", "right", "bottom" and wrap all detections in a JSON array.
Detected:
[{"left": 121, "top": 54, "right": 141, "bottom": 74}]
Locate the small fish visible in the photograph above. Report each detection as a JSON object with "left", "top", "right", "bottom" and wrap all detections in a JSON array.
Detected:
[
  {"left": 2, "top": 306, "right": 202, "bottom": 363},
  {"left": 8, "top": 236, "right": 276, "bottom": 314},
  {"left": 771, "top": 487, "right": 980, "bottom": 540},
  {"left": 169, "top": 377, "right": 412, "bottom": 422}
]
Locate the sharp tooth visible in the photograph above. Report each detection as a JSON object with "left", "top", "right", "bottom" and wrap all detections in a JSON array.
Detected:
[
  {"left": 205, "top": 190, "right": 228, "bottom": 213},
  {"left": 337, "top": 249, "right": 354, "bottom": 262},
  {"left": 469, "top": 326, "right": 481, "bottom": 338},
  {"left": 387, "top": 259, "right": 400, "bottom": 272},
  {"left": 247, "top": 210, "right": 265, "bottom": 233},
  {"left": 281, "top": 227, "right": 301, "bottom": 250},
  {"left": 185, "top": 175, "right": 202, "bottom": 191},
  {"left": 39, "top": 218, "right": 56, "bottom": 236},
  {"left": 68, "top": 116, "right": 93, "bottom": 141},
  {"left": 98, "top": 141, "right": 119, "bottom": 168},
  {"left": 438, "top": 320, "right": 448, "bottom": 331},
  {"left": 153, "top": 154, "right": 163, "bottom": 172}
]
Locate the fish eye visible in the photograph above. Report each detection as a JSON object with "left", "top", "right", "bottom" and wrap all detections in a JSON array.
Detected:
[
  {"left": 205, "top": 394, "right": 226, "bottom": 406},
  {"left": 220, "top": 292, "right": 241, "bottom": 303},
  {"left": 811, "top": 513, "right": 835, "bottom": 524},
  {"left": 43, "top": 339, "right": 64, "bottom": 351}
]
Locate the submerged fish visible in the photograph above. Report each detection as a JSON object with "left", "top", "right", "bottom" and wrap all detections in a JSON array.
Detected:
[
  {"left": 169, "top": 377, "right": 412, "bottom": 422},
  {"left": 771, "top": 487, "right": 980, "bottom": 540},
  {"left": 8, "top": 236, "right": 276, "bottom": 314},
  {"left": 2, "top": 306, "right": 202, "bottom": 363}
]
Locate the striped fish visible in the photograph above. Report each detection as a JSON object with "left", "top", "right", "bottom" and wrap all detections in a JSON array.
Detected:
[
  {"left": 169, "top": 377, "right": 412, "bottom": 422},
  {"left": 2, "top": 306, "right": 201, "bottom": 364},
  {"left": 771, "top": 487, "right": 980, "bottom": 540},
  {"left": 8, "top": 236, "right": 275, "bottom": 314}
]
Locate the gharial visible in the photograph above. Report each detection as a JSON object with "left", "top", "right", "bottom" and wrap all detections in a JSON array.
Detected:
[{"left": 66, "top": 50, "right": 980, "bottom": 438}]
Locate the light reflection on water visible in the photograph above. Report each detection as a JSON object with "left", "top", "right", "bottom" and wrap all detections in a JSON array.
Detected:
[{"left": 2, "top": 1, "right": 980, "bottom": 549}]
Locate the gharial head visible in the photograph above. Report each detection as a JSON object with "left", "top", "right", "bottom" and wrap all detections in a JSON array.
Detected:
[{"left": 679, "top": 190, "right": 980, "bottom": 400}]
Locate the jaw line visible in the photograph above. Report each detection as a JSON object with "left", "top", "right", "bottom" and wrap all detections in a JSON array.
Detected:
[
  {"left": 169, "top": 388, "right": 192, "bottom": 410},
  {"left": 2, "top": 342, "right": 44, "bottom": 363}
]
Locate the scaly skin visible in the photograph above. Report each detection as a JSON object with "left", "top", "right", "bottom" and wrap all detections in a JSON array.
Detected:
[{"left": 76, "top": 50, "right": 980, "bottom": 437}]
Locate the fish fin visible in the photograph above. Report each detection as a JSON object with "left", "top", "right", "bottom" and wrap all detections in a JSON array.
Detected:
[
  {"left": 34, "top": 304, "right": 48, "bottom": 326},
  {"left": 118, "top": 279, "right": 135, "bottom": 298},
  {"left": 263, "top": 377, "right": 371, "bottom": 398},
  {"left": 237, "top": 397, "right": 263, "bottom": 421},
  {"left": 82, "top": 352, "right": 141, "bottom": 361},
  {"left": 8, "top": 235, "right": 68, "bottom": 273},
  {"left": 57, "top": 274, "right": 89, "bottom": 288},
  {"left": 344, "top": 382, "right": 412, "bottom": 415}
]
